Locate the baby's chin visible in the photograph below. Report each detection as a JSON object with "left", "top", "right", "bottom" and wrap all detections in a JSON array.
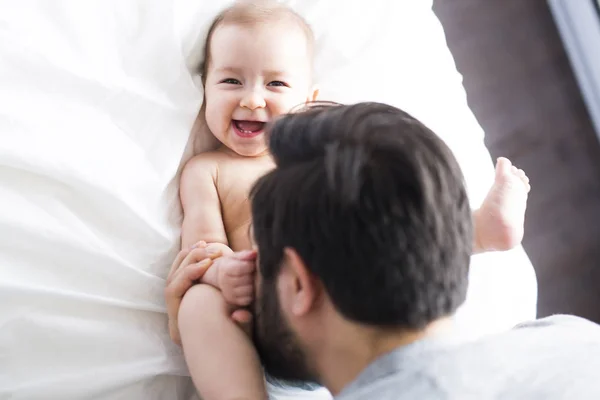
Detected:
[
  {"left": 238, "top": 148, "right": 270, "bottom": 158},
  {"left": 225, "top": 141, "right": 269, "bottom": 158}
]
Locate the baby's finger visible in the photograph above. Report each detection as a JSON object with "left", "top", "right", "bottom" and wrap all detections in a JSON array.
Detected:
[
  {"left": 232, "top": 249, "right": 257, "bottom": 261},
  {"left": 234, "top": 273, "right": 255, "bottom": 287},
  {"left": 225, "top": 260, "right": 256, "bottom": 277},
  {"left": 242, "top": 273, "right": 255, "bottom": 286},
  {"left": 234, "top": 284, "right": 254, "bottom": 298},
  {"left": 222, "top": 274, "right": 253, "bottom": 292},
  {"left": 234, "top": 295, "right": 253, "bottom": 307}
]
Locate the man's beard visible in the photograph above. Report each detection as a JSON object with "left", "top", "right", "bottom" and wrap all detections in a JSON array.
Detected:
[{"left": 252, "top": 277, "right": 319, "bottom": 388}]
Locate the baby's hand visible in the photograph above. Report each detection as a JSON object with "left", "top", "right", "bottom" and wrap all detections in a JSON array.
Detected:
[
  {"left": 214, "top": 251, "right": 256, "bottom": 307},
  {"left": 198, "top": 243, "right": 234, "bottom": 288}
]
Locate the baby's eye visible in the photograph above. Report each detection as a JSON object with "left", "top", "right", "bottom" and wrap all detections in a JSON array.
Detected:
[
  {"left": 221, "top": 78, "right": 241, "bottom": 85},
  {"left": 268, "top": 81, "right": 289, "bottom": 87}
]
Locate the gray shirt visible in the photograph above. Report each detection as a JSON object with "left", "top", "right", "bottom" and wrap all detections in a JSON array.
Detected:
[{"left": 336, "top": 315, "right": 600, "bottom": 400}]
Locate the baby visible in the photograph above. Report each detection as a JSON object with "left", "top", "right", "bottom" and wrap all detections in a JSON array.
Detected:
[{"left": 176, "top": 1, "right": 530, "bottom": 399}]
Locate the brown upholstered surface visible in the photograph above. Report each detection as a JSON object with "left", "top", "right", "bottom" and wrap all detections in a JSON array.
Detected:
[{"left": 434, "top": 1, "right": 600, "bottom": 321}]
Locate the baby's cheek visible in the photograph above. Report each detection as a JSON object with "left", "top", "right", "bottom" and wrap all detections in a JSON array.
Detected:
[
  {"left": 204, "top": 105, "right": 219, "bottom": 130},
  {"left": 279, "top": 99, "right": 302, "bottom": 115}
]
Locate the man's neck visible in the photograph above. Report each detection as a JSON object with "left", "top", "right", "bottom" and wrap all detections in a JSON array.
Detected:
[{"left": 315, "top": 317, "right": 454, "bottom": 396}]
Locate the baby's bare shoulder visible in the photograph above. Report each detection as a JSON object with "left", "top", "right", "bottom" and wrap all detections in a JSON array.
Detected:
[{"left": 181, "top": 151, "right": 223, "bottom": 178}]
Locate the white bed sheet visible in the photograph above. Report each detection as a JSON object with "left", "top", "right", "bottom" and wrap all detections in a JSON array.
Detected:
[{"left": 0, "top": 1, "right": 536, "bottom": 399}]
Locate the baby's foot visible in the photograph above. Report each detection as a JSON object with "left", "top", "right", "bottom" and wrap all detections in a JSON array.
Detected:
[{"left": 475, "top": 157, "right": 531, "bottom": 252}]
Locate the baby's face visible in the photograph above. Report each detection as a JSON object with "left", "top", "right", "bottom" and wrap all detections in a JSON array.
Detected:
[{"left": 204, "top": 23, "right": 317, "bottom": 157}]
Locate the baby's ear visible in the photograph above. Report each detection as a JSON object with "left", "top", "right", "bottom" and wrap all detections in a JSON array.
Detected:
[{"left": 306, "top": 85, "right": 320, "bottom": 103}]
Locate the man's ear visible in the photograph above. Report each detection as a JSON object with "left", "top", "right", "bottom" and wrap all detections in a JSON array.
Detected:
[
  {"left": 283, "top": 247, "right": 319, "bottom": 317},
  {"left": 306, "top": 85, "right": 320, "bottom": 103}
]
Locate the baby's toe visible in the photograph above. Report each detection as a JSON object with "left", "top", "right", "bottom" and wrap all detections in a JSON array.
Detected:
[
  {"left": 497, "top": 157, "right": 512, "bottom": 167},
  {"left": 519, "top": 169, "right": 529, "bottom": 182},
  {"left": 494, "top": 158, "right": 515, "bottom": 184},
  {"left": 515, "top": 169, "right": 531, "bottom": 191}
]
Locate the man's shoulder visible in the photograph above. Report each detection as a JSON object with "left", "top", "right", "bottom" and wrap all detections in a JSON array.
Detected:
[
  {"left": 512, "top": 314, "right": 600, "bottom": 332},
  {"left": 335, "top": 316, "right": 600, "bottom": 400}
]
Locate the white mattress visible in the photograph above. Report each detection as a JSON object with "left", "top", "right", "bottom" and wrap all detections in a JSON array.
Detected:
[{"left": 0, "top": 1, "right": 537, "bottom": 399}]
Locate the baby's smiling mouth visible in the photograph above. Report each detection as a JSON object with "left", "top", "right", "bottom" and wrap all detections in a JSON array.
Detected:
[{"left": 233, "top": 120, "right": 266, "bottom": 134}]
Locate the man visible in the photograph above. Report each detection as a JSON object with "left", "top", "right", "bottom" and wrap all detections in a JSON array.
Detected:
[{"left": 167, "top": 102, "right": 600, "bottom": 399}]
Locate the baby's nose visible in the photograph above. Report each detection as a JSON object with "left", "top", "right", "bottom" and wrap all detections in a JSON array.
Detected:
[{"left": 241, "top": 90, "right": 266, "bottom": 110}]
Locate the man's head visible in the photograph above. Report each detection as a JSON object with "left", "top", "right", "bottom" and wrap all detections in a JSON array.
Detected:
[
  {"left": 199, "top": 0, "right": 319, "bottom": 157},
  {"left": 250, "top": 102, "right": 473, "bottom": 384}
]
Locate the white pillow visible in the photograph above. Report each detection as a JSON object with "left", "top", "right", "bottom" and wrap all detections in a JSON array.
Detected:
[{"left": 0, "top": 1, "right": 536, "bottom": 399}]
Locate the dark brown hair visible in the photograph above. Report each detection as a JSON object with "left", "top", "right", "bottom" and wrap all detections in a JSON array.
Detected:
[{"left": 251, "top": 102, "right": 473, "bottom": 329}]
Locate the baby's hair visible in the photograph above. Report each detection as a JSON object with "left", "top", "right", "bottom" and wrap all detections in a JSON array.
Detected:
[{"left": 197, "top": 0, "right": 315, "bottom": 87}]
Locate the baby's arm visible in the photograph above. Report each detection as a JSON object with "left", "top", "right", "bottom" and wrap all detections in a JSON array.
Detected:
[
  {"left": 177, "top": 160, "right": 267, "bottom": 399},
  {"left": 180, "top": 154, "right": 233, "bottom": 287}
]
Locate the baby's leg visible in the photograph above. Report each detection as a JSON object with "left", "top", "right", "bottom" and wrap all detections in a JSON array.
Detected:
[{"left": 179, "top": 284, "right": 268, "bottom": 400}]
